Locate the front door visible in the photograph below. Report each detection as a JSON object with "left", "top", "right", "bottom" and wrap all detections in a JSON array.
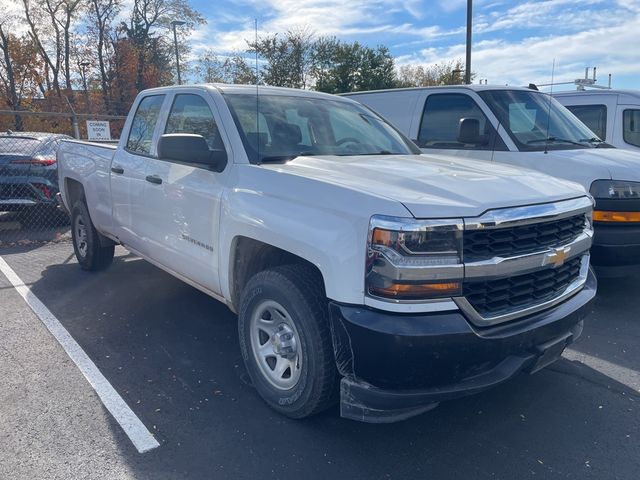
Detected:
[
  {"left": 142, "top": 91, "right": 227, "bottom": 294},
  {"left": 414, "top": 91, "right": 502, "bottom": 163}
]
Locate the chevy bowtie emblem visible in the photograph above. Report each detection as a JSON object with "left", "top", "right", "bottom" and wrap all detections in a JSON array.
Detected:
[{"left": 544, "top": 246, "right": 571, "bottom": 268}]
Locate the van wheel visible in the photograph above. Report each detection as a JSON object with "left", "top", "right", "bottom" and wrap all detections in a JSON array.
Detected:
[
  {"left": 71, "top": 201, "right": 114, "bottom": 271},
  {"left": 238, "top": 265, "right": 339, "bottom": 419}
]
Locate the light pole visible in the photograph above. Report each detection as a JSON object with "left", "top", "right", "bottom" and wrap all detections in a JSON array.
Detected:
[
  {"left": 465, "top": 0, "right": 472, "bottom": 84},
  {"left": 171, "top": 20, "right": 186, "bottom": 85}
]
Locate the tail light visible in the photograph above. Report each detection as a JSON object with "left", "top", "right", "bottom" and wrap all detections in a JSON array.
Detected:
[
  {"left": 11, "top": 156, "right": 56, "bottom": 166},
  {"left": 33, "top": 183, "right": 52, "bottom": 198}
]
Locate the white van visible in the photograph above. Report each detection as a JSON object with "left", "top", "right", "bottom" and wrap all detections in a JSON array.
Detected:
[
  {"left": 553, "top": 90, "right": 640, "bottom": 152},
  {"left": 344, "top": 85, "right": 640, "bottom": 275}
]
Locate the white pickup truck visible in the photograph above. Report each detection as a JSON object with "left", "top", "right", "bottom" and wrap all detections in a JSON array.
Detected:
[
  {"left": 57, "top": 84, "right": 596, "bottom": 423},
  {"left": 346, "top": 85, "right": 640, "bottom": 276}
]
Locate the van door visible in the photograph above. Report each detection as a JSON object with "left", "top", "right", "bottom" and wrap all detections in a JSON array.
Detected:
[
  {"left": 412, "top": 91, "right": 507, "bottom": 163},
  {"left": 616, "top": 106, "right": 640, "bottom": 152},
  {"left": 110, "top": 93, "right": 167, "bottom": 252},
  {"left": 141, "top": 91, "right": 228, "bottom": 294}
]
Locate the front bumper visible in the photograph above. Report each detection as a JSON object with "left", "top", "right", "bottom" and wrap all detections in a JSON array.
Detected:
[
  {"left": 329, "top": 269, "right": 596, "bottom": 423},
  {"left": 591, "top": 223, "right": 640, "bottom": 273}
]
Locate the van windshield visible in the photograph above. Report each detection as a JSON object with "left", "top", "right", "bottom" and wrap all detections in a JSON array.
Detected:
[
  {"left": 478, "top": 90, "right": 603, "bottom": 151},
  {"left": 223, "top": 93, "right": 420, "bottom": 163}
]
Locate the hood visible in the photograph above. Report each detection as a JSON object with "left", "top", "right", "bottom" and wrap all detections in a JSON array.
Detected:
[
  {"left": 542, "top": 148, "right": 640, "bottom": 184},
  {"left": 264, "top": 154, "right": 587, "bottom": 218}
]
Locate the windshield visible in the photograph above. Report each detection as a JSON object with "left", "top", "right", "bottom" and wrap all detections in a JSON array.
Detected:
[
  {"left": 478, "top": 90, "right": 601, "bottom": 151},
  {"left": 223, "top": 93, "right": 419, "bottom": 163}
]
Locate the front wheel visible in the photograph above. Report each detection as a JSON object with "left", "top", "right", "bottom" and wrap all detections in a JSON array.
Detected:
[
  {"left": 238, "top": 265, "right": 338, "bottom": 419},
  {"left": 71, "top": 201, "right": 114, "bottom": 271}
]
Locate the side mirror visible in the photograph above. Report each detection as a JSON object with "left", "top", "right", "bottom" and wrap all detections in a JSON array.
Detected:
[
  {"left": 157, "top": 133, "right": 227, "bottom": 172},
  {"left": 457, "top": 118, "right": 487, "bottom": 145}
]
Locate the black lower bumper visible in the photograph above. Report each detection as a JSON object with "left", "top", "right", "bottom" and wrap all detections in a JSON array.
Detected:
[
  {"left": 592, "top": 223, "right": 640, "bottom": 275},
  {"left": 329, "top": 269, "right": 597, "bottom": 423}
]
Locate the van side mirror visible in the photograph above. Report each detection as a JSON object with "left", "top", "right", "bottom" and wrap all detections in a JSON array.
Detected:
[
  {"left": 157, "top": 133, "right": 227, "bottom": 172},
  {"left": 457, "top": 118, "right": 487, "bottom": 145}
]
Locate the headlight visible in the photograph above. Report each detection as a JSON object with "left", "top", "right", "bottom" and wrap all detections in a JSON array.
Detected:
[
  {"left": 590, "top": 180, "right": 640, "bottom": 223},
  {"left": 366, "top": 215, "right": 463, "bottom": 301},
  {"left": 590, "top": 180, "right": 640, "bottom": 199}
]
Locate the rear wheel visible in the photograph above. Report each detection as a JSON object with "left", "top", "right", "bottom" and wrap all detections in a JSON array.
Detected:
[
  {"left": 238, "top": 265, "right": 339, "bottom": 419},
  {"left": 71, "top": 201, "right": 114, "bottom": 271}
]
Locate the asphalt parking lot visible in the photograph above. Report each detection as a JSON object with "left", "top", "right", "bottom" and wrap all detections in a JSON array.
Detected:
[{"left": 0, "top": 241, "right": 638, "bottom": 480}]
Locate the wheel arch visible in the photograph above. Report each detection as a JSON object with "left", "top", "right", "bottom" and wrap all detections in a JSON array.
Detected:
[{"left": 228, "top": 236, "right": 326, "bottom": 312}]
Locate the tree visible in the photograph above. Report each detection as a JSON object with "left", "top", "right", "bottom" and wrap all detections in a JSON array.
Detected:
[
  {"left": 21, "top": 0, "right": 84, "bottom": 97},
  {"left": 124, "top": 0, "right": 205, "bottom": 90},
  {"left": 194, "top": 49, "right": 256, "bottom": 85},
  {"left": 312, "top": 40, "right": 397, "bottom": 94},
  {"left": 396, "top": 59, "right": 472, "bottom": 87},
  {"left": 248, "top": 29, "right": 315, "bottom": 88},
  {"left": 86, "top": 0, "right": 121, "bottom": 112},
  {"left": 0, "top": 27, "right": 42, "bottom": 129}
]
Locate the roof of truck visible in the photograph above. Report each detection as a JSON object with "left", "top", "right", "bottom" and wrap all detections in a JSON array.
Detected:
[
  {"left": 342, "top": 84, "right": 538, "bottom": 96},
  {"left": 139, "top": 83, "right": 356, "bottom": 102}
]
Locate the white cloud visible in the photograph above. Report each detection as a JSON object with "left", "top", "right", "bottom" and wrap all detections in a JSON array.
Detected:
[
  {"left": 398, "top": 12, "right": 640, "bottom": 87},
  {"left": 189, "top": 0, "right": 459, "bottom": 54}
]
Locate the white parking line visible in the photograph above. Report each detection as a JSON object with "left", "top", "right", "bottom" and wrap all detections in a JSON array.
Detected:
[
  {"left": 564, "top": 348, "right": 640, "bottom": 393},
  {"left": 0, "top": 256, "right": 160, "bottom": 454}
]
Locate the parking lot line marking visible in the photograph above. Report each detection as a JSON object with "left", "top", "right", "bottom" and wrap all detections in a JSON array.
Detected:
[
  {"left": 0, "top": 256, "right": 161, "bottom": 454},
  {"left": 564, "top": 348, "right": 640, "bottom": 393}
]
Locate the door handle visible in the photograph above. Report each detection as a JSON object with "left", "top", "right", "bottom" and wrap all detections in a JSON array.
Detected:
[
  {"left": 111, "top": 165, "right": 124, "bottom": 174},
  {"left": 145, "top": 175, "right": 163, "bottom": 185}
]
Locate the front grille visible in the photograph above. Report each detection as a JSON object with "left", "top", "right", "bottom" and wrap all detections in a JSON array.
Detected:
[
  {"left": 0, "top": 184, "right": 37, "bottom": 201},
  {"left": 463, "top": 256, "right": 583, "bottom": 319},
  {"left": 464, "top": 214, "right": 586, "bottom": 262}
]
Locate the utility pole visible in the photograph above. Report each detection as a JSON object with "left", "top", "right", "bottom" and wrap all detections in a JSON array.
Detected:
[
  {"left": 465, "top": 0, "right": 472, "bottom": 84},
  {"left": 171, "top": 20, "right": 186, "bottom": 85}
]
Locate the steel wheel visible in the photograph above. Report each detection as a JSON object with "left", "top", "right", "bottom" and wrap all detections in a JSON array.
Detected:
[
  {"left": 74, "top": 214, "right": 88, "bottom": 258},
  {"left": 249, "top": 299, "right": 302, "bottom": 390}
]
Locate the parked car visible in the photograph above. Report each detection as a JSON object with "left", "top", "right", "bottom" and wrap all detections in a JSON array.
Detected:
[
  {"left": 58, "top": 84, "right": 595, "bottom": 423},
  {"left": 553, "top": 89, "right": 640, "bottom": 152},
  {"left": 0, "top": 131, "right": 71, "bottom": 225},
  {"left": 345, "top": 86, "right": 640, "bottom": 276}
]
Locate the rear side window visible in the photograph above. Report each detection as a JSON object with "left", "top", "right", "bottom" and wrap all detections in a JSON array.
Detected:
[
  {"left": 165, "top": 94, "right": 224, "bottom": 150},
  {"left": 126, "top": 95, "right": 165, "bottom": 155},
  {"left": 565, "top": 104, "right": 607, "bottom": 140},
  {"left": 623, "top": 109, "right": 640, "bottom": 147},
  {"left": 418, "top": 93, "right": 494, "bottom": 150}
]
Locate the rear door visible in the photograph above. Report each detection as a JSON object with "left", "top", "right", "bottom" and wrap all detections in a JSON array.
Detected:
[
  {"left": 140, "top": 90, "right": 228, "bottom": 294},
  {"left": 110, "top": 94, "right": 167, "bottom": 251},
  {"left": 413, "top": 91, "right": 505, "bottom": 162}
]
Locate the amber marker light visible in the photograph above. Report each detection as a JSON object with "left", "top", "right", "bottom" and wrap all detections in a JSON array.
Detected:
[
  {"left": 593, "top": 211, "right": 640, "bottom": 223},
  {"left": 369, "top": 282, "right": 462, "bottom": 300}
]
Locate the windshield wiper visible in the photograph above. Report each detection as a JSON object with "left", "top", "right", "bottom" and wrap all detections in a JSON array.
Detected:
[
  {"left": 259, "top": 152, "right": 317, "bottom": 163},
  {"left": 527, "top": 137, "right": 586, "bottom": 147}
]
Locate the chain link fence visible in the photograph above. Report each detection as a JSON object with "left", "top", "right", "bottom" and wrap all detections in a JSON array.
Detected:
[{"left": 0, "top": 110, "right": 125, "bottom": 248}]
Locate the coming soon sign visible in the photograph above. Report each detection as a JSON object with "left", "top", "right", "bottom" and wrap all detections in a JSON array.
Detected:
[{"left": 86, "top": 120, "right": 112, "bottom": 141}]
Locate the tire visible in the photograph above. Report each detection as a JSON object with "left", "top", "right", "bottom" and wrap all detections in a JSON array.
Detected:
[
  {"left": 238, "top": 264, "right": 339, "bottom": 419},
  {"left": 71, "top": 201, "right": 114, "bottom": 271}
]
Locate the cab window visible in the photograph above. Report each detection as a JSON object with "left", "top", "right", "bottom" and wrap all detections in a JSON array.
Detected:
[
  {"left": 165, "top": 94, "right": 224, "bottom": 150},
  {"left": 126, "top": 95, "right": 165, "bottom": 155},
  {"left": 623, "top": 109, "right": 640, "bottom": 147},
  {"left": 417, "top": 93, "right": 498, "bottom": 150},
  {"left": 565, "top": 104, "right": 607, "bottom": 140}
]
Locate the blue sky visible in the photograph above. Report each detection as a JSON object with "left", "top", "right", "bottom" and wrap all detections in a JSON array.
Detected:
[{"left": 188, "top": 0, "right": 640, "bottom": 90}]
